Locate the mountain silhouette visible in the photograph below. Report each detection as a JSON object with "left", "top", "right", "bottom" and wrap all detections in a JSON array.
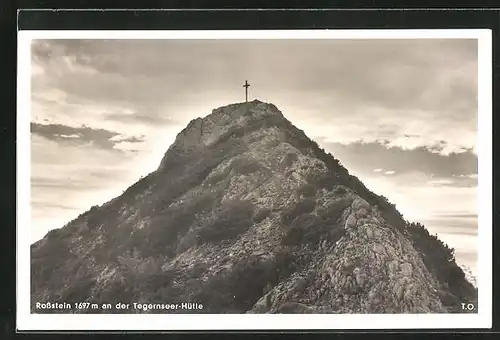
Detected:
[{"left": 31, "top": 100, "right": 477, "bottom": 314}]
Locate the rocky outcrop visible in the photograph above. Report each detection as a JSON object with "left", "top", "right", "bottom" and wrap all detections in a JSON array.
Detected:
[
  {"left": 250, "top": 195, "right": 446, "bottom": 314},
  {"left": 31, "top": 100, "right": 477, "bottom": 314}
]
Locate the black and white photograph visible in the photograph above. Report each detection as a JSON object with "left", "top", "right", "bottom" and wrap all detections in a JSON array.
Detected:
[{"left": 17, "top": 29, "right": 492, "bottom": 330}]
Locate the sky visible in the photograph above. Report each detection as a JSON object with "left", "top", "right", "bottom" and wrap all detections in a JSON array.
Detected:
[{"left": 29, "top": 38, "right": 479, "bottom": 278}]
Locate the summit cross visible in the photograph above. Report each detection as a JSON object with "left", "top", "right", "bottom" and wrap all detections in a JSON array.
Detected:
[{"left": 243, "top": 80, "right": 250, "bottom": 102}]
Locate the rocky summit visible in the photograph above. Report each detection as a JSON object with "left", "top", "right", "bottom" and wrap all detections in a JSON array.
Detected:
[{"left": 31, "top": 100, "right": 477, "bottom": 314}]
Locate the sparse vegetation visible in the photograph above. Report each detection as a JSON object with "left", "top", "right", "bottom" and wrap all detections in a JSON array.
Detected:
[
  {"left": 123, "top": 173, "right": 155, "bottom": 197},
  {"left": 407, "top": 222, "right": 458, "bottom": 281},
  {"left": 197, "top": 199, "right": 255, "bottom": 244},
  {"left": 280, "top": 198, "right": 316, "bottom": 226},
  {"left": 205, "top": 157, "right": 263, "bottom": 186},
  {"left": 253, "top": 207, "right": 272, "bottom": 224},
  {"left": 296, "top": 183, "right": 316, "bottom": 198},
  {"left": 281, "top": 211, "right": 345, "bottom": 247},
  {"left": 266, "top": 139, "right": 281, "bottom": 149},
  {"left": 86, "top": 203, "right": 121, "bottom": 232},
  {"left": 150, "top": 139, "right": 249, "bottom": 215},
  {"left": 283, "top": 152, "right": 298, "bottom": 167},
  {"left": 59, "top": 276, "right": 97, "bottom": 304},
  {"left": 332, "top": 186, "right": 347, "bottom": 195},
  {"left": 231, "top": 157, "right": 262, "bottom": 175},
  {"left": 193, "top": 250, "right": 298, "bottom": 312},
  {"left": 205, "top": 166, "right": 232, "bottom": 186},
  {"left": 406, "top": 221, "right": 477, "bottom": 310},
  {"left": 317, "top": 198, "right": 351, "bottom": 222}
]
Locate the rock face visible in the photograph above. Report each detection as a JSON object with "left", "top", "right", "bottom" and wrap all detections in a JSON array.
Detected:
[{"left": 31, "top": 100, "right": 477, "bottom": 314}]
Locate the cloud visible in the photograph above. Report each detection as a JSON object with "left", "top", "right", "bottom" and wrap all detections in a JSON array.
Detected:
[
  {"left": 31, "top": 40, "right": 227, "bottom": 125},
  {"left": 59, "top": 134, "right": 80, "bottom": 139},
  {"left": 318, "top": 140, "right": 477, "bottom": 182},
  {"left": 29, "top": 132, "right": 154, "bottom": 240},
  {"left": 30, "top": 201, "right": 81, "bottom": 211},
  {"left": 429, "top": 175, "right": 477, "bottom": 188},
  {"left": 433, "top": 213, "right": 477, "bottom": 219},
  {"left": 31, "top": 177, "right": 105, "bottom": 190},
  {"left": 103, "top": 112, "right": 178, "bottom": 126},
  {"left": 31, "top": 38, "right": 477, "bottom": 154},
  {"left": 30, "top": 122, "right": 144, "bottom": 151},
  {"left": 420, "top": 215, "right": 477, "bottom": 237},
  {"left": 109, "top": 134, "right": 145, "bottom": 144},
  {"left": 425, "top": 222, "right": 477, "bottom": 237}
]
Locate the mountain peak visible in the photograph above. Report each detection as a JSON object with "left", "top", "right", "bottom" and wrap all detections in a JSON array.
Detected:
[
  {"left": 157, "top": 100, "right": 286, "bottom": 171},
  {"left": 31, "top": 101, "right": 477, "bottom": 315},
  {"left": 208, "top": 99, "right": 284, "bottom": 125},
  {"left": 211, "top": 99, "right": 282, "bottom": 115}
]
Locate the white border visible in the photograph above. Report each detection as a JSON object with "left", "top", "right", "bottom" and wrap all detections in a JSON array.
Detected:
[{"left": 17, "top": 29, "right": 492, "bottom": 331}]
